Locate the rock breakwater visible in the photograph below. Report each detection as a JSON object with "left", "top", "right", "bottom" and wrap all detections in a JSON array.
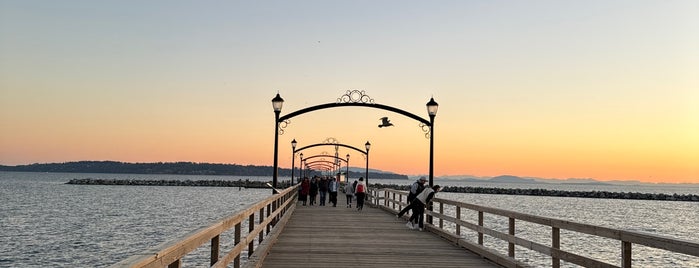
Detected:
[
  {"left": 65, "top": 178, "right": 290, "bottom": 188},
  {"left": 372, "top": 183, "right": 699, "bottom": 202}
]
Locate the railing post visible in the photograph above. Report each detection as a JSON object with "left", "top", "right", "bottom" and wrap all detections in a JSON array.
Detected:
[
  {"left": 478, "top": 211, "right": 484, "bottom": 245},
  {"left": 622, "top": 241, "right": 632, "bottom": 268},
  {"left": 509, "top": 217, "right": 515, "bottom": 258},
  {"left": 234, "top": 223, "right": 241, "bottom": 268},
  {"left": 258, "top": 207, "right": 264, "bottom": 243},
  {"left": 456, "top": 207, "right": 461, "bottom": 236},
  {"left": 167, "top": 260, "right": 181, "bottom": 268},
  {"left": 210, "top": 235, "right": 220, "bottom": 266},
  {"left": 439, "top": 202, "right": 444, "bottom": 229},
  {"left": 552, "top": 227, "right": 560, "bottom": 268},
  {"left": 248, "top": 214, "right": 255, "bottom": 257},
  {"left": 266, "top": 203, "right": 271, "bottom": 234}
]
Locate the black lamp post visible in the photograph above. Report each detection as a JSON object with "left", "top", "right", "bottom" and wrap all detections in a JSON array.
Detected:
[
  {"left": 345, "top": 154, "right": 350, "bottom": 183},
  {"left": 365, "top": 141, "right": 371, "bottom": 186},
  {"left": 299, "top": 153, "right": 303, "bottom": 183},
  {"left": 272, "top": 93, "right": 284, "bottom": 191},
  {"left": 291, "top": 139, "right": 297, "bottom": 185},
  {"left": 426, "top": 97, "right": 439, "bottom": 187}
]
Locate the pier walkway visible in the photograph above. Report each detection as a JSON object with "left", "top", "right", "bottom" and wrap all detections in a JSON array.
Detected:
[{"left": 259, "top": 194, "right": 496, "bottom": 268}]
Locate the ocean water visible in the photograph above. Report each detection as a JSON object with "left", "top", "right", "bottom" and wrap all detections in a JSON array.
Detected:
[{"left": 1, "top": 172, "right": 697, "bottom": 267}]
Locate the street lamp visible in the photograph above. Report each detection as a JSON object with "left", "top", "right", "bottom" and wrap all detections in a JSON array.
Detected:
[
  {"left": 426, "top": 97, "right": 438, "bottom": 187},
  {"left": 272, "top": 93, "right": 284, "bottom": 191},
  {"left": 365, "top": 141, "right": 371, "bottom": 186},
  {"left": 345, "top": 154, "right": 350, "bottom": 183},
  {"left": 299, "top": 153, "right": 303, "bottom": 183},
  {"left": 291, "top": 139, "right": 297, "bottom": 185}
]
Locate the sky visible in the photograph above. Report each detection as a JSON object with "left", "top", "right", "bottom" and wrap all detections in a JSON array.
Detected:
[{"left": 1, "top": 1, "right": 697, "bottom": 183}]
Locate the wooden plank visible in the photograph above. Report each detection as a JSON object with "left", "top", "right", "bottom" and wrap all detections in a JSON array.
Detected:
[{"left": 261, "top": 194, "right": 497, "bottom": 268}]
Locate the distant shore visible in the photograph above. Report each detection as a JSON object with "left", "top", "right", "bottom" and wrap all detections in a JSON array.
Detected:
[{"left": 67, "top": 179, "right": 699, "bottom": 202}]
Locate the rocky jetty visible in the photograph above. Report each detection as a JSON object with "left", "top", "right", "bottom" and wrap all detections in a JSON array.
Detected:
[
  {"left": 371, "top": 183, "right": 699, "bottom": 202},
  {"left": 66, "top": 178, "right": 292, "bottom": 188}
]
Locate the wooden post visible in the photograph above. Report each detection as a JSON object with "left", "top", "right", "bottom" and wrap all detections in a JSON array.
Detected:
[
  {"left": 266, "top": 203, "right": 271, "bottom": 234},
  {"left": 439, "top": 202, "right": 444, "bottom": 229},
  {"left": 552, "top": 227, "right": 560, "bottom": 268},
  {"left": 456, "top": 207, "right": 461, "bottom": 236},
  {"left": 210, "top": 235, "right": 220, "bottom": 266},
  {"left": 234, "top": 223, "right": 241, "bottom": 268},
  {"left": 259, "top": 207, "right": 264, "bottom": 243},
  {"left": 622, "top": 241, "right": 632, "bottom": 268},
  {"left": 167, "top": 259, "right": 181, "bottom": 268},
  {"left": 509, "top": 217, "right": 515, "bottom": 258},
  {"left": 248, "top": 214, "right": 255, "bottom": 257},
  {"left": 478, "top": 211, "right": 484, "bottom": 245}
]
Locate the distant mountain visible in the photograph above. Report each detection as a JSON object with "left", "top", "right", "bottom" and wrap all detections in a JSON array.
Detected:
[
  {"left": 0, "top": 161, "right": 409, "bottom": 180},
  {"left": 489, "top": 175, "right": 538, "bottom": 183}
]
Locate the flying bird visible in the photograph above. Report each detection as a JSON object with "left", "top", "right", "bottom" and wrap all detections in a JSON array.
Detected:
[{"left": 378, "top": 117, "right": 394, "bottom": 128}]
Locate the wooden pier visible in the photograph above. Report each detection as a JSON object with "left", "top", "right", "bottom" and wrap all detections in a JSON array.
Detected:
[
  {"left": 113, "top": 185, "right": 699, "bottom": 268},
  {"left": 257, "top": 194, "right": 496, "bottom": 267}
]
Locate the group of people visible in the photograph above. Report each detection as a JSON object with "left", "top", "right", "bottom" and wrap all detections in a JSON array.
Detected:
[
  {"left": 397, "top": 177, "right": 441, "bottom": 231},
  {"left": 297, "top": 176, "right": 368, "bottom": 210}
]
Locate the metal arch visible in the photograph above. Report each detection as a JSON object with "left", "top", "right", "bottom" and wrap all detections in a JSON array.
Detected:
[
  {"left": 305, "top": 160, "right": 337, "bottom": 166},
  {"left": 296, "top": 143, "right": 367, "bottom": 156},
  {"left": 278, "top": 102, "right": 431, "bottom": 126},
  {"left": 304, "top": 154, "right": 348, "bottom": 163}
]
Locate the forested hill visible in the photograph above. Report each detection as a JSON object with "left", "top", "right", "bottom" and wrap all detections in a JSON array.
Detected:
[{"left": 0, "top": 161, "right": 409, "bottom": 180}]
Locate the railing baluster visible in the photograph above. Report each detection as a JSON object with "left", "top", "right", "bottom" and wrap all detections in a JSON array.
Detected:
[
  {"left": 259, "top": 207, "right": 264, "bottom": 243},
  {"left": 622, "top": 241, "right": 632, "bottom": 268},
  {"left": 509, "top": 217, "right": 515, "bottom": 257},
  {"left": 234, "top": 223, "right": 241, "bottom": 268},
  {"left": 439, "top": 202, "right": 444, "bottom": 229},
  {"left": 167, "top": 259, "right": 181, "bottom": 268},
  {"left": 248, "top": 214, "right": 255, "bottom": 257},
  {"left": 478, "top": 211, "right": 484, "bottom": 245},
  {"left": 210, "top": 235, "right": 220, "bottom": 266},
  {"left": 552, "top": 227, "right": 560, "bottom": 268},
  {"left": 456, "top": 206, "right": 461, "bottom": 236}
]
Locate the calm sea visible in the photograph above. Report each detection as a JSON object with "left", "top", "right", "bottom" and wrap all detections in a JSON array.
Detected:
[{"left": 1, "top": 172, "right": 697, "bottom": 267}]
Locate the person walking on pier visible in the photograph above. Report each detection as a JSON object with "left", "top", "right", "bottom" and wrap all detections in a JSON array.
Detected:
[
  {"left": 396, "top": 177, "right": 427, "bottom": 217},
  {"left": 299, "top": 177, "right": 310, "bottom": 206},
  {"left": 355, "top": 177, "right": 367, "bottom": 211},
  {"left": 319, "top": 177, "right": 329, "bottom": 206},
  {"left": 309, "top": 177, "right": 318, "bottom": 206},
  {"left": 344, "top": 180, "right": 355, "bottom": 208},
  {"left": 328, "top": 177, "right": 339, "bottom": 207},
  {"left": 405, "top": 185, "right": 441, "bottom": 231}
]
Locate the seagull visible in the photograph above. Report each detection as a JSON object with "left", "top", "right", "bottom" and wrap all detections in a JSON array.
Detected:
[{"left": 378, "top": 117, "right": 394, "bottom": 128}]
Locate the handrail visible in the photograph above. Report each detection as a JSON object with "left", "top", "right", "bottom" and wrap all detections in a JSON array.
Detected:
[
  {"left": 111, "top": 185, "right": 299, "bottom": 268},
  {"left": 378, "top": 188, "right": 699, "bottom": 268}
]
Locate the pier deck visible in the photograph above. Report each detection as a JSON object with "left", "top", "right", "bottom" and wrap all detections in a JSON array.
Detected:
[{"left": 260, "top": 194, "right": 497, "bottom": 268}]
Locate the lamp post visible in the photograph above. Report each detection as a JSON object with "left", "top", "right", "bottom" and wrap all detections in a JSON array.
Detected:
[
  {"left": 272, "top": 93, "right": 284, "bottom": 192},
  {"left": 345, "top": 154, "right": 350, "bottom": 183},
  {"left": 426, "top": 97, "right": 439, "bottom": 187},
  {"left": 365, "top": 141, "right": 371, "bottom": 186},
  {"left": 291, "top": 139, "right": 297, "bottom": 185},
  {"left": 299, "top": 153, "right": 303, "bottom": 183}
]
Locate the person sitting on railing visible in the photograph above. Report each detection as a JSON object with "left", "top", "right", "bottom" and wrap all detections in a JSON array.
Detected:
[
  {"left": 403, "top": 185, "right": 441, "bottom": 231},
  {"left": 396, "top": 177, "right": 427, "bottom": 217}
]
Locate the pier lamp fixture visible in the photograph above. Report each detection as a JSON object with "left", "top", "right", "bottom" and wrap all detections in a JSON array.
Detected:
[
  {"left": 299, "top": 153, "right": 303, "bottom": 182},
  {"left": 291, "top": 139, "right": 297, "bottom": 185},
  {"left": 271, "top": 93, "right": 284, "bottom": 191},
  {"left": 345, "top": 154, "right": 350, "bottom": 183},
  {"left": 426, "top": 97, "right": 438, "bottom": 187},
  {"left": 365, "top": 141, "right": 371, "bottom": 186}
]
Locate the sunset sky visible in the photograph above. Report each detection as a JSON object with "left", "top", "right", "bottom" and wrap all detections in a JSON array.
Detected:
[{"left": 1, "top": 1, "right": 697, "bottom": 183}]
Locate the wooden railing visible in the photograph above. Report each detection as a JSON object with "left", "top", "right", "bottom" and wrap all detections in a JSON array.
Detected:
[
  {"left": 378, "top": 188, "right": 699, "bottom": 268},
  {"left": 111, "top": 185, "right": 298, "bottom": 268}
]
